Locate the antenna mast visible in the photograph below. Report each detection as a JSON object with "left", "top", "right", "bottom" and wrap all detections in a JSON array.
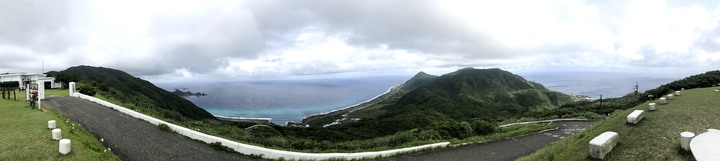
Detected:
[{"left": 634, "top": 81, "right": 639, "bottom": 95}]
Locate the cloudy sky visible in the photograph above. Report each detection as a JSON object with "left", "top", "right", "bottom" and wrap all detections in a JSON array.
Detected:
[{"left": 1, "top": 0, "right": 719, "bottom": 79}]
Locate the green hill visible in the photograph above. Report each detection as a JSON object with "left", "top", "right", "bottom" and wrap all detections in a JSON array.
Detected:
[
  {"left": 47, "top": 66, "right": 215, "bottom": 121},
  {"left": 327, "top": 68, "right": 577, "bottom": 139},
  {"left": 389, "top": 68, "right": 570, "bottom": 120},
  {"left": 398, "top": 71, "right": 438, "bottom": 93},
  {"left": 519, "top": 87, "right": 720, "bottom": 160}
]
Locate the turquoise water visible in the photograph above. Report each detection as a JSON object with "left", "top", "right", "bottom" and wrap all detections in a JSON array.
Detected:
[{"left": 156, "top": 75, "right": 409, "bottom": 125}]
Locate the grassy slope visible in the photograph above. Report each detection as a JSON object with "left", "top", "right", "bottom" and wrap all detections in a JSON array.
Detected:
[
  {"left": 0, "top": 89, "right": 119, "bottom": 160},
  {"left": 519, "top": 87, "right": 720, "bottom": 161}
]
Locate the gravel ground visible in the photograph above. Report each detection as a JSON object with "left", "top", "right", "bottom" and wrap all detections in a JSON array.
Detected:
[
  {"left": 381, "top": 121, "right": 591, "bottom": 161},
  {"left": 44, "top": 96, "right": 262, "bottom": 161}
]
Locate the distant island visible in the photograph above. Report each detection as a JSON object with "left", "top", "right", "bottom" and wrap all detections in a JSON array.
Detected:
[{"left": 171, "top": 88, "right": 207, "bottom": 97}]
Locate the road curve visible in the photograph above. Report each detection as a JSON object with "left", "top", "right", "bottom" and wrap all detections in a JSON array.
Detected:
[
  {"left": 44, "top": 96, "right": 261, "bottom": 161},
  {"left": 381, "top": 121, "right": 591, "bottom": 161}
]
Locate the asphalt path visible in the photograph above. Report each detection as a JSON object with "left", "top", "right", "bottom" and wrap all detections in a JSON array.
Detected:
[
  {"left": 44, "top": 96, "right": 261, "bottom": 161},
  {"left": 382, "top": 121, "right": 591, "bottom": 161},
  {"left": 44, "top": 96, "right": 590, "bottom": 161}
]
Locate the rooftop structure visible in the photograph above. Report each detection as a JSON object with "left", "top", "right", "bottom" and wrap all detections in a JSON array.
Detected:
[{"left": 0, "top": 72, "right": 61, "bottom": 89}]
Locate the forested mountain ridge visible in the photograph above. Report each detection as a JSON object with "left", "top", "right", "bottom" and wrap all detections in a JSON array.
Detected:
[
  {"left": 47, "top": 66, "right": 216, "bottom": 121},
  {"left": 387, "top": 68, "right": 574, "bottom": 120},
  {"left": 334, "top": 68, "right": 577, "bottom": 138}
]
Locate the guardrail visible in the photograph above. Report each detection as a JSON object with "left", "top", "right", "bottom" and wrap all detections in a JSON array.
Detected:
[{"left": 71, "top": 92, "right": 449, "bottom": 160}]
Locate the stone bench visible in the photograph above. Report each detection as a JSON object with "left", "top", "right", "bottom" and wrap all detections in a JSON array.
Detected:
[
  {"left": 627, "top": 110, "right": 644, "bottom": 124},
  {"left": 589, "top": 131, "right": 619, "bottom": 159}
]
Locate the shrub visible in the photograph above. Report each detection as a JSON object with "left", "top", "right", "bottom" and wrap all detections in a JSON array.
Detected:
[
  {"left": 249, "top": 125, "right": 282, "bottom": 138},
  {"left": 470, "top": 120, "right": 496, "bottom": 135},
  {"left": 435, "top": 121, "right": 473, "bottom": 139},
  {"left": 77, "top": 83, "right": 97, "bottom": 96}
]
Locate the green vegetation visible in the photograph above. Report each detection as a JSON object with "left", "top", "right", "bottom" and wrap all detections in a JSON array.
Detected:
[
  {"left": 309, "top": 68, "right": 577, "bottom": 140},
  {"left": 158, "top": 123, "right": 175, "bottom": 133},
  {"left": 0, "top": 98, "right": 119, "bottom": 160},
  {"left": 45, "top": 89, "right": 70, "bottom": 97},
  {"left": 47, "top": 66, "right": 215, "bottom": 121},
  {"left": 519, "top": 87, "right": 719, "bottom": 160}
]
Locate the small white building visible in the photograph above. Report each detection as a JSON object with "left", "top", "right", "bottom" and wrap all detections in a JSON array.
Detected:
[{"left": 0, "top": 72, "right": 61, "bottom": 89}]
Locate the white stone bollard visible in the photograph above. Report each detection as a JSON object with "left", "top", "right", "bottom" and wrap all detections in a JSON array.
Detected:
[
  {"left": 69, "top": 82, "right": 76, "bottom": 96},
  {"left": 708, "top": 129, "right": 720, "bottom": 133},
  {"left": 589, "top": 131, "right": 619, "bottom": 159},
  {"left": 52, "top": 129, "right": 62, "bottom": 140},
  {"left": 681, "top": 88, "right": 684, "bottom": 91},
  {"left": 675, "top": 91, "right": 681, "bottom": 96},
  {"left": 59, "top": 139, "right": 71, "bottom": 154},
  {"left": 648, "top": 103, "right": 656, "bottom": 111},
  {"left": 667, "top": 94, "right": 673, "bottom": 100},
  {"left": 659, "top": 98, "right": 667, "bottom": 105},
  {"left": 48, "top": 120, "right": 56, "bottom": 129},
  {"left": 680, "top": 132, "right": 695, "bottom": 151}
]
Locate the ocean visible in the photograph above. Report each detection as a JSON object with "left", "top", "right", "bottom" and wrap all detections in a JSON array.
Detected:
[
  {"left": 155, "top": 75, "right": 410, "bottom": 125},
  {"left": 154, "top": 70, "right": 698, "bottom": 125}
]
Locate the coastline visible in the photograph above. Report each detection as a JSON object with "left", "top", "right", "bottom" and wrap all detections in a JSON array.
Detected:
[{"left": 300, "top": 85, "right": 401, "bottom": 125}]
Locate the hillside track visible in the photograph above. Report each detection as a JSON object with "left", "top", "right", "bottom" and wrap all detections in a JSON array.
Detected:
[
  {"left": 44, "top": 96, "right": 261, "bottom": 161},
  {"left": 382, "top": 121, "right": 591, "bottom": 161}
]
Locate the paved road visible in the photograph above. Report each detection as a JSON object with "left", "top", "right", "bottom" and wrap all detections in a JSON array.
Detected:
[
  {"left": 382, "top": 121, "right": 591, "bottom": 161},
  {"left": 44, "top": 96, "right": 261, "bottom": 161}
]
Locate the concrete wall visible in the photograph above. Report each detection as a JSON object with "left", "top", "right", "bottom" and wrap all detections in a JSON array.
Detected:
[
  {"left": 498, "top": 118, "right": 588, "bottom": 128},
  {"left": 71, "top": 91, "right": 449, "bottom": 160}
]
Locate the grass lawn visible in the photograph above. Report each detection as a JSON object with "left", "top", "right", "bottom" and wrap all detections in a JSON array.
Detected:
[
  {"left": 519, "top": 87, "right": 720, "bottom": 160},
  {"left": 0, "top": 94, "right": 119, "bottom": 160},
  {"left": 45, "top": 89, "right": 70, "bottom": 97}
]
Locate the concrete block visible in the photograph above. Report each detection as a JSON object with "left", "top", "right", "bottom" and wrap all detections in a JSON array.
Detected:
[
  {"left": 48, "top": 120, "right": 56, "bottom": 129},
  {"left": 667, "top": 94, "right": 673, "bottom": 100},
  {"left": 708, "top": 129, "right": 720, "bottom": 133},
  {"left": 589, "top": 131, "right": 619, "bottom": 159},
  {"left": 660, "top": 98, "right": 667, "bottom": 105},
  {"left": 648, "top": 103, "right": 656, "bottom": 111},
  {"left": 627, "top": 110, "right": 644, "bottom": 124},
  {"left": 675, "top": 91, "right": 681, "bottom": 96},
  {"left": 59, "top": 139, "right": 71, "bottom": 155},
  {"left": 52, "top": 128, "right": 62, "bottom": 140},
  {"left": 680, "top": 132, "right": 695, "bottom": 151}
]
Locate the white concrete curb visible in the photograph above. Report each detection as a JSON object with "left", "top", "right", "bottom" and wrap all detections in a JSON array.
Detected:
[
  {"left": 498, "top": 118, "right": 588, "bottom": 128},
  {"left": 71, "top": 93, "right": 449, "bottom": 160}
]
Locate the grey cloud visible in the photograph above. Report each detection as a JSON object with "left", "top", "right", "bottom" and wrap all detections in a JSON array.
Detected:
[
  {"left": 246, "top": 0, "right": 510, "bottom": 59},
  {"left": 147, "top": 7, "right": 267, "bottom": 74},
  {"left": 0, "top": 0, "right": 87, "bottom": 53}
]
